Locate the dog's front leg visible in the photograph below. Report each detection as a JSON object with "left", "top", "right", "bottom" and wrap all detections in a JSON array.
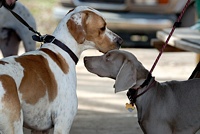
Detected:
[
  {"left": 53, "top": 109, "right": 77, "bottom": 134},
  {"left": 53, "top": 117, "right": 75, "bottom": 134},
  {"left": 52, "top": 98, "right": 78, "bottom": 134}
]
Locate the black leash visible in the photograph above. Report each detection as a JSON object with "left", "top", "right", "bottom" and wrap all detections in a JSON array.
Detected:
[
  {"left": 4, "top": 3, "right": 41, "bottom": 37},
  {"left": 4, "top": 2, "right": 79, "bottom": 64},
  {"left": 10, "top": 9, "right": 41, "bottom": 36}
]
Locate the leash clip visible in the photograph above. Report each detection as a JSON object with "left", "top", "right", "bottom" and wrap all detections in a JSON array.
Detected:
[
  {"left": 42, "top": 34, "right": 56, "bottom": 43},
  {"left": 41, "top": 35, "right": 47, "bottom": 42},
  {"left": 32, "top": 34, "right": 55, "bottom": 44}
]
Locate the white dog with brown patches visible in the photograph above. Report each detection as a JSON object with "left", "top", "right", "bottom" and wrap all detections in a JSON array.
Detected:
[{"left": 0, "top": 6, "right": 122, "bottom": 134}]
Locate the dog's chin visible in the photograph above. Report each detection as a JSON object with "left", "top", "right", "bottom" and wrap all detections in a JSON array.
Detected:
[
  {"left": 98, "top": 49, "right": 106, "bottom": 53},
  {"left": 110, "top": 76, "right": 116, "bottom": 80},
  {"left": 96, "top": 46, "right": 119, "bottom": 54},
  {"left": 86, "top": 69, "right": 112, "bottom": 79},
  {"left": 96, "top": 73, "right": 116, "bottom": 80},
  {"left": 85, "top": 67, "right": 93, "bottom": 74},
  {"left": 89, "top": 71, "right": 106, "bottom": 78}
]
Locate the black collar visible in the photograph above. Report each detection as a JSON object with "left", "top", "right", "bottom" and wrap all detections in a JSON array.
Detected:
[
  {"left": 127, "top": 76, "right": 155, "bottom": 106},
  {"left": 32, "top": 34, "right": 79, "bottom": 65}
]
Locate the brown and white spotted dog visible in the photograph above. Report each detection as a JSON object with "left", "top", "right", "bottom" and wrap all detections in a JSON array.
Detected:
[{"left": 0, "top": 6, "right": 122, "bottom": 134}]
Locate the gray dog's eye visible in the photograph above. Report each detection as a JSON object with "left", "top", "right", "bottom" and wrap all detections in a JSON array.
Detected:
[
  {"left": 105, "top": 53, "right": 111, "bottom": 61},
  {"left": 106, "top": 53, "right": 110, "bottom": 58}
]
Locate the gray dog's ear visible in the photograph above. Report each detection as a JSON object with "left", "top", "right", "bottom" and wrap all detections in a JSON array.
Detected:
[{"left": 114, "top": 60, "right": 137, "bottom": 93}]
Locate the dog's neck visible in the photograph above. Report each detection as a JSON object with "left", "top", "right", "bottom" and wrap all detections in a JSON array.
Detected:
[
  {"left": 132, "top": 79, "right": 147, "bottom": 89},
  {"left": 41, "top": 17, "right": 85, "bottom": 60},
  {"left": 50, "top": 17, "right": 96, "bottom": 59},
  {"left": 52, "top": 23, "right": 81, "bottom": 58},
  {"left": 135, "top": 79, "right": 159, "bottom": 121},
  {"left": 133, "top": 67, "right": 150, "bottom": 89}
]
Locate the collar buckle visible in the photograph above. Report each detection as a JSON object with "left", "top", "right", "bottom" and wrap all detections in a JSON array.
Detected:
[{"left": 126, "top": 76, "right": 155, "bottom": 106}]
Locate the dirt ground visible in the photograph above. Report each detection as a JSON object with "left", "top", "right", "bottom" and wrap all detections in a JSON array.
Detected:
[{"left": 12, "top": 48, "right": 198, "bottom": 133}]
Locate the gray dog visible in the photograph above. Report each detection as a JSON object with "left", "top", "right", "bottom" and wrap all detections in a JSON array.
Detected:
[
  {"left": 0, "top": 2, "right": 36, "bottom": 57},
  {"left": 84, "top": 49, "right": 200, "bottom": 134}
]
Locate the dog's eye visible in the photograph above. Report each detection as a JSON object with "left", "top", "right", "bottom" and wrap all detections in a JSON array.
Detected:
[
  {"left": 105, "top": 53, "right": 111, "bottom": 61},
  {"left": 100, "top": 26, "right": 106, "bottom": 31},
  {"left": 106, "top": 53, "right": 110, "bottom": 58}
]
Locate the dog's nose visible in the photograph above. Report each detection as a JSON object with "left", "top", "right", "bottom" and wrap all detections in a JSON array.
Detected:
[
  {"left": 83, "top": 57, "right": 87, "bottom": 63},
  {"left": 84, "top": 57, "right": 90, "bottom": 65}
]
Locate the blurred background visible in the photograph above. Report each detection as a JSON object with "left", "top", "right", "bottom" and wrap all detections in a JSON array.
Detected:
[
  {"left": 54, "top": 0, "right": 196, "bottom": 48},
  {"left": 21, "top": 0, "right": 196, "bottom": 48}
]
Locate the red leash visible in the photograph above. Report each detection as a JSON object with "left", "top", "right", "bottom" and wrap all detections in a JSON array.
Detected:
[
  {"left": 127, "top": 0, "right": 192, "bottom": 107},
  {"left": 149, "top": 0, "right": 192, "bottom": 74}
]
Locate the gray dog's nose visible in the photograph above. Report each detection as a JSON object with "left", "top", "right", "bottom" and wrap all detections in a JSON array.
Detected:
[{"left": 83, "top": 57, "right": 90, "bottom": 65}]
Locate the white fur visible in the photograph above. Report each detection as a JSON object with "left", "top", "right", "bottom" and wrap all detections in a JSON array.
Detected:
[{"left": 0, "top": 82, "right": 5, "bottom": 110}]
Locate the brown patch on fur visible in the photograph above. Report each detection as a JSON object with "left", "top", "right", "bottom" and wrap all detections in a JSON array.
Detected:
[
  {"left": 40, "top": 48, "right": 69, "bottom": 74},
  {"left": 1, "top": 75, "right": 21, "bottom": 130},
  {"left": 82, "top": 11, "right": 117, "bottom": 53},
  {"left": 67, "top": 16, "right": 86, "bottom": 44},
  {"left": 0, "top": 61, "right": 9, "bottom": 65},
  {"left": 15, "top": 55, "right": 57, "bottom": 104}
]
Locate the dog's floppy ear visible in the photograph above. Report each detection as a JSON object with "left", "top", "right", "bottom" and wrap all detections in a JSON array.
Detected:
[
  {"left": 67, "top": 13, "right": 86, "bottom": 44},
  {"left": 114, "top": 60, "right": 137, "bottom": 93}
]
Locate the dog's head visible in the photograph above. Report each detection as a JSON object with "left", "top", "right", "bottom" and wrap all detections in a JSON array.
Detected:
[
  {"left": 65, "top": 6, "right": 123, "bottom": 53},
  {"left": 84, "top": 50, "right": 149, "bottom": 93}
]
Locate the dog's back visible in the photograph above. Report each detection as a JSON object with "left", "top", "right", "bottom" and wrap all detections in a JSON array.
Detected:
[
  {"left": 0, "top": 56, "right": 23, "bottom": 133},
  {"left": 0, "top": 50, "right": 76, "bottom": 132},
  {"left": 143, "top": 78, "right": 200, "bottom": 133}
]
